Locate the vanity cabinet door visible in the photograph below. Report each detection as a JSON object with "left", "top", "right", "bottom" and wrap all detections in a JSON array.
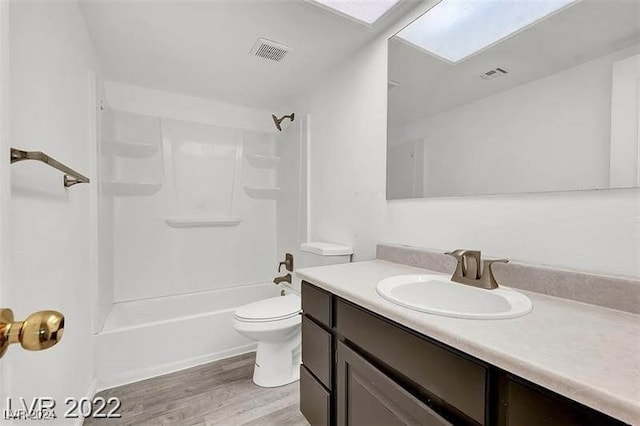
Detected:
[
  {"left": 337, "top": 341, "right": 452, "bottom": 426},
  {"left": 497, "top": 375, "right": 627, "bottom": 426}
]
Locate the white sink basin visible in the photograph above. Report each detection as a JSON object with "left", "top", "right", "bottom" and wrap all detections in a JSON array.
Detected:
[{"left": 376, "top": 274, "right": 532, "bottom": 320}]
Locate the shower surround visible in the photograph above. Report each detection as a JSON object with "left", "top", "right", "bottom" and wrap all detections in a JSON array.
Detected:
[{"left": 94, "top": 82, "right": 307, "bottom": 389}]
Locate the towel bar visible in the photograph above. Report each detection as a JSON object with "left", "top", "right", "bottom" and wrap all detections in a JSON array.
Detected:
[{"left": 10, "top": 148, "right": 90, "bottom": 188}]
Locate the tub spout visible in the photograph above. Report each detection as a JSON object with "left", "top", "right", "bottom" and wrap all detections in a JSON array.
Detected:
[{"left": 273, "top": 273, "right": 291, "bottom": 285}]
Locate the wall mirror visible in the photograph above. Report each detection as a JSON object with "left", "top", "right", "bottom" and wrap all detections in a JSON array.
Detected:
[{"left": 387, "top": 0, "right": 640, "bottom": 199}]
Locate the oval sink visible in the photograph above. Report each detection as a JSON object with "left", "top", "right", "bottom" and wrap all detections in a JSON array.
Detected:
[{"left": 376, "top": 274, "right": 532, "bottom": 320}]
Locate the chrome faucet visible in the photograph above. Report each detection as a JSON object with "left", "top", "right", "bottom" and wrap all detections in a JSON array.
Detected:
[
  {"left": 444, "top": 249, "right": 508, "bottom": 290},
  {"left": 273, "top": 273, "right": 291, "bottom": 285}
]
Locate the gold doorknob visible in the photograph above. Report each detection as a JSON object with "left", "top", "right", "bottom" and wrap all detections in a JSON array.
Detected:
[{"left": 0, "top": 308, "right": 64, "bottom": 359}]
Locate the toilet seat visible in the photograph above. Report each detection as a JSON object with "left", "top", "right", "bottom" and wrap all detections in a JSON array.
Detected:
[{"left": 234, "top": 294, "right": 301, "bottom": 323}]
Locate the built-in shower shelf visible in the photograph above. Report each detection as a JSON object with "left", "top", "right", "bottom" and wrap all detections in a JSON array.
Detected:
[
  {"left": 244, "top": 186, "right": 280, "bottom": 199},
  {"left": 164, "top": 217, "right": 242, "bottom": 228},
  {"left": 102, "top": 181, "right": 161, "bottom": 196},
  {"left": 245, "top": 154, "right": 280, "bottom": 169},
  {"left": 102, "top": 140, "right": 158, "bottom": 158}
]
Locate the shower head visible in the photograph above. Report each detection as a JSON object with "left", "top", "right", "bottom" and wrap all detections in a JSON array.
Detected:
[{"left": 272, "top": 113, "right": 295, "bottom": 131}]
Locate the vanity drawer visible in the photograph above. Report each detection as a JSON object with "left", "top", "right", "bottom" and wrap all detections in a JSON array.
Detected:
[
  {"left": 302, "top": 281, "right": 332, "bottom": 328},
  {"left": 336, "top": 299, "right": 487, "bottom": 425},
  {"left": 300, "top": 365, "right": 331, "bottom": 426},
  {"left": 302, "top": 315, "right": 332, "bottom": 389},
  {"left": 337, "top": 341, "right": 452, "bottom": 426}
]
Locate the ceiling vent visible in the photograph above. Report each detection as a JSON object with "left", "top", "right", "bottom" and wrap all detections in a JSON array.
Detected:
[
  {"left": 481, "top": 67, "right": 509, "bottom": 80},
  {"left": 250, "top": 38, "right": 291, "bottom": 62}
]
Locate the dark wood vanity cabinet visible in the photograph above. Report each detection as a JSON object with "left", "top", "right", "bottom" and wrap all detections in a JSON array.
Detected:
[{"left": 300, "top": 281, "right": 628, "bottom": 426}]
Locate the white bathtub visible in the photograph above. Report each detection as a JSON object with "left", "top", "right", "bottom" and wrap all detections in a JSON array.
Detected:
[{"left": 95, "top": 283, "right": 280, "bottom": 390}]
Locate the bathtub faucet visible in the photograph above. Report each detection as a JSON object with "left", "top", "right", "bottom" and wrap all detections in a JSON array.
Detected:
[{"left": 273, "top": 273, "right": 291, "bottom": 285}]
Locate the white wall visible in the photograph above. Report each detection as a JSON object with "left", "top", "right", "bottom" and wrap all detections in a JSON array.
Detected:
[
  {"left": 5, "top": 0, "right": 97, "bottom": 420},
  {"left": 105, "top": 81, "right": 277, "bottom": 134},
  {"left": 388, "top": 44, "right": 639, "bottom": 197},
  {"left": 103, "top": 83, "right": 280, "bottom": 302},
  {"left": 295, "top": 3, "right": 640, "bottom": 277}
]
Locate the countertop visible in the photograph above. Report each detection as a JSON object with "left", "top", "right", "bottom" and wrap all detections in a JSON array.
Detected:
[{"left": 296, "top": 260, "right": 640, "bottom": 425}]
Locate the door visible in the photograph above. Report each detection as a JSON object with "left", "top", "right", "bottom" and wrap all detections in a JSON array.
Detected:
[
  {"left": 386, "top": 139, "right": 425, "bottom": 200},
  {"left": 1, "top": 2, "right": 97, "bottom": 424},
  {"left": 610, "top": 53, "right": 640, "bottom": 187},
  {"left": 336, "top": 342, "right": 451, "bottom": 426},
  {"left": 0, "top": 0, "right": 10, "bottom": 413}
]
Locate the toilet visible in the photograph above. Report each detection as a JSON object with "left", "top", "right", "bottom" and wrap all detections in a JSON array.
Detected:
[
  {"left": 233, "top": 294, "right": 302, "bottom": 388},
  {"left": 233, "top": 241, "right": 353, "bottom": 387}
]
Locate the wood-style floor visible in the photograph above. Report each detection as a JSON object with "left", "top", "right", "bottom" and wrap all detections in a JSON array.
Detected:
[{"left": 86, "top": 352, "right": 309, "bottom": 426}]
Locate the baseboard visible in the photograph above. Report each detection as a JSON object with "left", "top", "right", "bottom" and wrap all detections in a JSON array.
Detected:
[
  {"left": 97, "top": 343, "right": 257, "bottom": 391},
  {"left": 75, "top": 378, "right": 98, "bottom": 426}
]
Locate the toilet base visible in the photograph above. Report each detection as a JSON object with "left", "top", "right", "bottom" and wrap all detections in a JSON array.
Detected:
[{"left": 252, "top": 338, "right": 301, "bottom": 388}]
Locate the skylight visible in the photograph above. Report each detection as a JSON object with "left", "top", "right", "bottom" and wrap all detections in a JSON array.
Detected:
[
  {"left": 397, "top": 0, "right": 579, "bottom": 63},
  {"left": 309, "top": 0, "right": 401, "bottom": 24}
]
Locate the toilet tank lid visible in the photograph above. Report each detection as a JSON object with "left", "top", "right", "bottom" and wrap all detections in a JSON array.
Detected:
[{"left": 300, "top": 241, "right": 353, "bottom": 256}]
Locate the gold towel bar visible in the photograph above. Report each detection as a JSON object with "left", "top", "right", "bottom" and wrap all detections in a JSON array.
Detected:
[{"left": 10, "top": 148, "right": 90, "bottom": 188}]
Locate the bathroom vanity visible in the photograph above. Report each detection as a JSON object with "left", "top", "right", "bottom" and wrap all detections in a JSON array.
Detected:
[{"left": 297, "top": 260, "right": 639, "bottom": 426}]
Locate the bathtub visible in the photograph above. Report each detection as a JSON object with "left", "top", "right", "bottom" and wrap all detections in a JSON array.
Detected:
[{"left": 95, "top": 283, "right": 281, "bottom": 390}]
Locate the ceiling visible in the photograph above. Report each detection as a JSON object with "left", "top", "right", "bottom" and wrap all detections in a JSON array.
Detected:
[
  {"left": 388, "top": 0, "right": 640, "bottom": 129},
  {"left": 80, "top": 0, "right": 418, "bottom": 111}
]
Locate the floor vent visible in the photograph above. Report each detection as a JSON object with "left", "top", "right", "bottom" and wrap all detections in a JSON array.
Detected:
[
  {"left": 481, "top": 67, "right": 509, "bottom": 80},
  {"left": 250, "top": 38, "right": 291, "bottom": 62}
]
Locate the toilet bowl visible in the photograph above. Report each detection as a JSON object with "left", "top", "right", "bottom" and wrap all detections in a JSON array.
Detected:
[{"left": 233, "top": 293, "right": 301, "bottom": 387}]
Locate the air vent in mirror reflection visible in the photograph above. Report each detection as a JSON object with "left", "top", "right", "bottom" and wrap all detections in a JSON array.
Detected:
[{"left": 481, "top": 67, "right": 509, "bottom": 80}]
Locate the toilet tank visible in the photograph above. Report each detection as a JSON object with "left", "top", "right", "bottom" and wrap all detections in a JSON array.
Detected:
[
  {"left": 299, "top": 241, "right": 353, "bottom": 268},
  {"left": 286, "top": 241, "right": 353, "bottom": 294}
]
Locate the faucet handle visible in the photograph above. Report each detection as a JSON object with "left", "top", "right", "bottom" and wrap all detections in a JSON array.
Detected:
[
  {"left": 481, "top": 258, "right": 509, "bottom": 289},
  {"left": 483, "top": 258, "right": 509, "bottom": 269},
  {"left": 278, "top": 253, "right": 294, "bottom": 272}
]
